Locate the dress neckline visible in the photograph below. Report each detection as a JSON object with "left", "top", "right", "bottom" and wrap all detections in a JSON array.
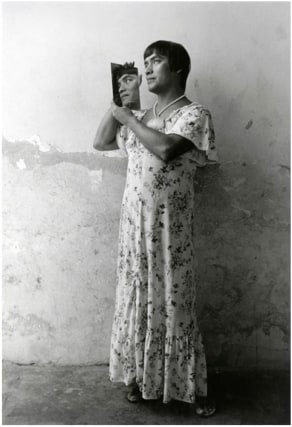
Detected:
[{"left": 140, "top": 101, "right": 201, "bottom": 123}]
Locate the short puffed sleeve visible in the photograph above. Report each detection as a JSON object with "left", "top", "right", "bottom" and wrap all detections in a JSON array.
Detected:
[{"left": 165, "top": 104, "right": 218, "bottom": 164}]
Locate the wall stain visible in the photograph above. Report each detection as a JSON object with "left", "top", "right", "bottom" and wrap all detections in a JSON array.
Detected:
[
  {"left": 2, "top": 137, "right": 127, "bottom": 176},
  {"left": 278, "top": 164, "right": 290, "bottom": 172},
  {"left": 3, "top": 312, "right": 56, "bottom": 337},
  {"left": 276, "top": 25, "right": 288, "bottom": 41},
  {"left": 245, "top": 120, "right": 253, "bottom": 130}
]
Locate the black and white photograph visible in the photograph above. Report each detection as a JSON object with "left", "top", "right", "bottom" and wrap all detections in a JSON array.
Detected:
[{"left": 2, "top": 1, "right": 290, "bottom": 425}]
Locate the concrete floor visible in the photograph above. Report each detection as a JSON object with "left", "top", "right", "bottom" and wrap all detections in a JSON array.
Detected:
[{"left": 2, "top": 361, "right": 290, "bottom": 425}]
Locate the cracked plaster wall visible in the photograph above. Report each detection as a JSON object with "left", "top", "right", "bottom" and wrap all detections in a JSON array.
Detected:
[{"left": 2, "top": 2, "right": 290, "bottom": 367}]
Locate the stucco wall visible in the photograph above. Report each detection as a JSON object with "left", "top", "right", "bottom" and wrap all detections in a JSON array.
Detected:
[
  {"left": 2, "top": 2, "right": 290, "bottom": 367},
  {"left": 3, "top": 140, "right": 126, "bottom": 364}
]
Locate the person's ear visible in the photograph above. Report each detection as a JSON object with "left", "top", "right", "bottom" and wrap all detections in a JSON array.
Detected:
[{"left": 138, "top": 74, "right": 142, "bottom": 86}]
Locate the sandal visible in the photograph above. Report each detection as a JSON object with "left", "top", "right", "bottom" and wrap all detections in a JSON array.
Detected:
[
  {"left": 127, "top": 384, "right": 142, "bottom": 403},
  {"left": 195, "top": 397, "right": 216, "bottom": 417}
]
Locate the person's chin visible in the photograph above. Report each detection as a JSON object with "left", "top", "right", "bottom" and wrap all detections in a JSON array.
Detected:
[
  {"left": 147, "top": 83, "right": 159, "bottom": 93},
  {"left": 121, "top": 96, "right": 131, "bottom": 106},
  {"left": 146, "top": 78, "right": 156, "bottom": 89}
]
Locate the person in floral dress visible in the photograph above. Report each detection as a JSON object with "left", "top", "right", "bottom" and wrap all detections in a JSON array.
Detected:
[{"left": 94, "top": 41, "right": 217, "bottom": 416}]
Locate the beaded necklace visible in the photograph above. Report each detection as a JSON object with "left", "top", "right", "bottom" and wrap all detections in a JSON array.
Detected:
[
  {"left": 147, "top": 94, "right": 185, "bottom": 130},
  {"left": 153, "top": 94, "right": 186, "bottom": 118}
]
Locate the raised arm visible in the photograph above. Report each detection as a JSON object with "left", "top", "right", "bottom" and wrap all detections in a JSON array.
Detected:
[
  {"left": 128, "top": 119, "right": 193, "bottom": 162},
  {"left": 111, "top": 103, "right": 194, "bottom": 162},
  {"left": 93, "top": 108, "right": 119, "bottom": 151}
]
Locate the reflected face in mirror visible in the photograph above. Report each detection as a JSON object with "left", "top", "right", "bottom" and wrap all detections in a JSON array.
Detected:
[{"left": 117, "top": 74, "right": 141, "bottom": 109}]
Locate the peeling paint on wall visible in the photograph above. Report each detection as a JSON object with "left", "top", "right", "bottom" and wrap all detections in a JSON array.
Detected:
[
  {"left": 2, "top": 138, "right": 290, "bottom": 368},
  {"left": 16, "top": 159, "right": 27, "bottom": 170},
  {"left": 3, "top": 137, "right": 127, "bottom": 364}
]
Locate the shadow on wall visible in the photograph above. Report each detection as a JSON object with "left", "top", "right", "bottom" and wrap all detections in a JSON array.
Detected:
[
  {"left": 194, "top": 160, "right": 290, "bottom": 370},
  {"left": 2, "top": 137, "right": 290, "bottom": 368}
]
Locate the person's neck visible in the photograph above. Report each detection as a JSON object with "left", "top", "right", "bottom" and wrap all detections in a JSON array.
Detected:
[{"left": 156, "top": 88, "right": 185, "bottom": 112}]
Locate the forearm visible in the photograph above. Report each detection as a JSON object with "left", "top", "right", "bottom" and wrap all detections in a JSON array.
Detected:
[
  {"left": 128, "top": 117, "right": 173, "bottom": 162},
  {"left": 128, "top": 116, "right": 195, "bottom": 162},
  {"left": 93, "top": 109, "right": 119, "bottom": 151}
]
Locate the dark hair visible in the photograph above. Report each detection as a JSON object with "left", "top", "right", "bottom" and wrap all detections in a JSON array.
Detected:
[
  {"left": 115, "top": 62, "right": 138, "bottom": 80},
  {"left": 143, "top": 40, "right": 191, "bottom": 90}
]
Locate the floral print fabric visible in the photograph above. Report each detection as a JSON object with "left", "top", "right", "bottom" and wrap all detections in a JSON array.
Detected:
[{"left": 109, "top": 103, "right": 216, "bottom": 404}]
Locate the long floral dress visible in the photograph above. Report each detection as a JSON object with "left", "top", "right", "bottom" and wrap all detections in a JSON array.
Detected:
[{"left": 110, "top": 103, "right": 217, "bottom": 404}]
